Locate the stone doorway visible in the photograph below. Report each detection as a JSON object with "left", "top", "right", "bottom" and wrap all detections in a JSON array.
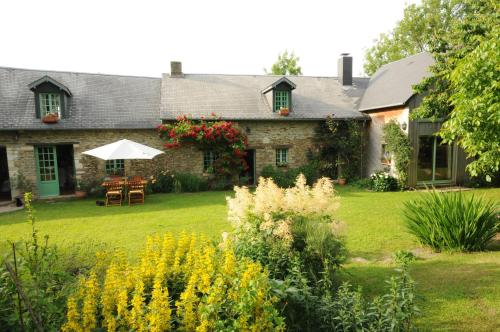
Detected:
[{"left": 0, "top": 146, "right": 11, "bottom": 201}]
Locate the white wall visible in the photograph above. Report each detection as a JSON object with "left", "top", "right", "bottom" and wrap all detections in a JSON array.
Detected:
[{"left": 365, "top": 107, "right": 409, "bottom": 177}]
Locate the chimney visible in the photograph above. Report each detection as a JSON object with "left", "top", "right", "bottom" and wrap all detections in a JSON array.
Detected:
[
  {"left": 170, "top": 61, "right": 183, "bottom": 77},
  {"left": 338, "top": 53, "right": 352, "bottom": 85}
]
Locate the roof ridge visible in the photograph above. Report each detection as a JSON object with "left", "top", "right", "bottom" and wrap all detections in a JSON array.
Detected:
[
  {"left": 0, "top": 66, "right": 161, "bottom": 80},
  {"left": 164, "top": 73, "right": 369, "bottom": 79},
  {"left": 379, "top": 51, "right": 431, "bottom": 69}
]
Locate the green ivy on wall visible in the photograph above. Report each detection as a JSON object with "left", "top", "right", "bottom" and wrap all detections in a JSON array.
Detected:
[{"left": 382, "top": 121, "right": 412, "bottom": 186}]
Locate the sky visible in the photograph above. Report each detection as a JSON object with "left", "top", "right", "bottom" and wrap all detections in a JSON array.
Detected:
[{"left": 0, "top": 0, "right": 420, "bottom": 78}]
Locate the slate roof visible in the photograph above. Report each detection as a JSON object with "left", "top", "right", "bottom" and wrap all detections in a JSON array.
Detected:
[
  {"left": 0, "top": 67, "right": 161, "bottom": 130},
  {"left": 358, "top": 52, "right": 435, "bottom": 112},
  {"left": 160, "top": 74, "right": 369, "bottom": 120}
]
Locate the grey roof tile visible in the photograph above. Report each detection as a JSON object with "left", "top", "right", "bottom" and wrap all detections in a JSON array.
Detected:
[
  {"left": 0, "top": 67, "right": 161, "bottom": 130},
  {"left": 358, "top": 52, "right": 435, "bottom": 111},
  {"left": 160, "top": 74, "right": 369, "bottom": 120}
]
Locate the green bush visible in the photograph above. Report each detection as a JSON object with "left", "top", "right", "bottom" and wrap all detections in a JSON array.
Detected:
[
  {"left": 403, "top": 190, "right": 499, "bottom": 251},
  {"left": 350, "top": 177, "right": 372, "bottom": 189},
  {"left": 370, "top": 171, "right": 399, "bottom": 192},
  {"left": 150, "top": 171, "right": 175, "bottom": 193},
  {"left": 0, "top": 193, "right": 110, "bottom": 331},
  {"left": 79, "top": 177, "right": 106, "bottom": 197},
  {"left": 173, "top": 173, "right": 208, "bottom": 192},
  {"left": 151, "top": 172, "right": 208, "bottom": 193},
  {"left": 318, "top": 266, "right": 418, "bottom": 331},
  {"left": 260, "top": 163, "right": 318, "bottom": 188}
]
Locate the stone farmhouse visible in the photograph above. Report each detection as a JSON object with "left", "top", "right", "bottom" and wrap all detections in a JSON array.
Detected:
[{"left": 0, "top": 52, "right": 467, "bottom": 199}]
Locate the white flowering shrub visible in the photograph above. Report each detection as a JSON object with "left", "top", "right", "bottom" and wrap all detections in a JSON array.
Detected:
[
  {"left": 370, "top": 171, "right": 399, "bottom": 192},
  {"left": 227, "top": 174, "right": 345, "bottom": 282}
]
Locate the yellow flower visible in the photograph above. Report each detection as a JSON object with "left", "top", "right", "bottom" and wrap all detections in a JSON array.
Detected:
[
  {"left": 61, "top": 296, "right": 81, "bottom": 332},
  {"left": 82, "top": 272, "right": 99, "bottom": 330}
]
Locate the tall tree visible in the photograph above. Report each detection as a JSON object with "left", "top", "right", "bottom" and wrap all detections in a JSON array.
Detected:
[
  {"left": 429, "top": 10, "right": 499, "bottom": 178},
  {"left": 363, "top": 0, "right": 453, "bottom": 76},
  {"left": 265, "top": 50, "right": 302, "bottom": 75},
  {"left": 366, "top": 0, "right": 499, "bottom": 179}
]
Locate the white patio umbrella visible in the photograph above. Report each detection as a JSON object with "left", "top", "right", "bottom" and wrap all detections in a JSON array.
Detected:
[{"left": 82, "top": 139, "right": 164, "bottom": 160}]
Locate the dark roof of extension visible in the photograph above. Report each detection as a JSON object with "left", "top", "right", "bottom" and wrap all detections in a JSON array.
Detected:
[
  {"left": 0, "top": 67, "right": 161, "bottom": 130},
  {"left": 358, "top": 52, "right": 434, "bottom": 112},
  {"left": 160, "top": 74, "right": 369, "bottom": 121}
]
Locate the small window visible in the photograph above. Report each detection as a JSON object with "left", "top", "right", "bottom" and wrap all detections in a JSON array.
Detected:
[
  {"left": 381, "top": 143, "right": 391, "bottom": 165},
  {"left": 276, "top": 148, "right": 288, "bottom": 166},
  {"left": 203, "top": 151, "right": 218, "bottom": 173},
  {"left": 39, "top": 93, "right": 61, "bottom": 116},
  {"left": 274, "top": 90, "right": 289, "bottom": 112},
  {"left": 105, "top": 159, "right": 125, "bottom": 176}
]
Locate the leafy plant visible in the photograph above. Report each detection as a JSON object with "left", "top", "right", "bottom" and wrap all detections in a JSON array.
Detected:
[
  {"left": 393, "top": 250, "right": 416, "bottom": 266},
  {"left": 403, "top": 190, "right": 499, "bottom": 251},
  {"left": 319, "top": 265, "right": 418, "bottom": 331},
  {"left": 382, "top": 121, "right": 412, "bottom": 186},
  {"left": 260, "top": 163, "right": 318, "bottom": 188},
  {"left": 313, "top": 117, "right": 365, "bottom": 180},
  {"left": 370, "top": 171, "right": 399, "bottom": 192},
  {"left": 78, "top": 177, "right": 106, "bottom": 197},
  {"left": 0, "top": 193, "right": 109, "bottom": 331},
  {"left": 440, "top": 25, "right": 500, "bottom": 179}
]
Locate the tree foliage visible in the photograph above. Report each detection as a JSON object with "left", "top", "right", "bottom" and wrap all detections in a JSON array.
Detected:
[
  {"left": 313, "top": 117, "right": 365, "bottom": 180},
  {"left": 265, "top": 50, "right": 302, "bottom": 75},
  {"left": 415, "top": 0, "right": 500, "bottom": 178},
  {"left": 363, "top": 0, "right": 453, "bottom": 76},
  {"left": 366, "top": 0, "right": 499, "bottom": 179},
  {"left": 440, "top": 26, "right": 499, "bottom": 177}
]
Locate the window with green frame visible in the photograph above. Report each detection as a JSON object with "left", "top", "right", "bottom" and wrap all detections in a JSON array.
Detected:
[
  {"left": 105, "top": 159, "right": 125, "bottom": 176},
  {"left": 203, "top": 151, "right": 218, "bottom": 172},
  {"left": 39, "top": 93, "right": 61, "bottom": 116},
  {"left": 276, "top": 148, "right": 288, "bottom": 166},
  {"left": 274, "top": 90, "right": 289, "bottom": 112}
]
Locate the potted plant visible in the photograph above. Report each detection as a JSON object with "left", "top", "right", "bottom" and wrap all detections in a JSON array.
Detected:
[
  {"left": 279, "top": 107, "right": 289, "bottom": 116},
  {"left": 75, "top": 180, "right": 87, "bottom": 198},
  {"left": 276, "top": 161, "right": 288, "bottom": 168},
  {"left": 42, "top": 112, "right": 59, "bottom": 124}
]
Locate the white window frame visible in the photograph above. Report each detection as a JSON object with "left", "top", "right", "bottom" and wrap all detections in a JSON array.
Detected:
[
  {"left": 105, "top": 159, "right": 125, "bottom": 176},
  {"left": 203, "top": 151, "right": 218, "bottom": 172},
  {"left": 276, "top": 148, "right": 288, "bottom": 166},
  {"left": 39, "top": 93, "right": 61, "bottom": 117}
]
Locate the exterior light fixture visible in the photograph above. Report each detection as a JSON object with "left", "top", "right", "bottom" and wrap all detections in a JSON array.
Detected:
[{"left": 401, "top": 122, "right": 407, "bottom": 131}]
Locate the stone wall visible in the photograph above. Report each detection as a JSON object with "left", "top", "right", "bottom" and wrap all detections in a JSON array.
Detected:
[{"left": 0, "top": 120, "right": 318, "bottom": 198}]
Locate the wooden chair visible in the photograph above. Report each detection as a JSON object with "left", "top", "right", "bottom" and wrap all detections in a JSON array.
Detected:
[
  {"left": 127, "top": 180, "right": 145, "bottom": 206},
  {"left": 105, "top": 181, "right": 123, "bottom": 207},
  {"left": 130, "top": 175, "right": 144, "bottom": 182}
]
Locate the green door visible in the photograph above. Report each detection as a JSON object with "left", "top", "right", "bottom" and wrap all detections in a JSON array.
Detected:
[{"left": 35, "top": 146, "right": 60, "bottom": 197}]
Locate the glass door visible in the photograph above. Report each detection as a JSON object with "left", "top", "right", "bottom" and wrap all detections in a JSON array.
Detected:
[
  {"left": 417, "top": 136, "right": 453, "bottom": 183},
  {"left": 35, "top": 146, "right": 60, "bottom": 197}
]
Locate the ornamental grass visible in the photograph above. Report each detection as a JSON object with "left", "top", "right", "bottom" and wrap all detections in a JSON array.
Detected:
[{"left": 403, "top": 190, "right": 498, "bottom": 252}]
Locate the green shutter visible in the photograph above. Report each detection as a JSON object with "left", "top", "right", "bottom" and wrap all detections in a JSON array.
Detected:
[
  {"left": 61, "top": 93, "right": 68, "bottom": 119},
  {"left": 35, "top": 93, "right": 41, "bottom": 118}
]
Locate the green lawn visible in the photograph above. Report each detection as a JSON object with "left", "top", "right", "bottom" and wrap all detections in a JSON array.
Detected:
[{"left": 0, "top": 187, "right": 499, "bottom": 331}]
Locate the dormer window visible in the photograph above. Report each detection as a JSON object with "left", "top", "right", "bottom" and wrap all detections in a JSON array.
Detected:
[
  {"left": 39, "top": 93, "right": 61, "bottom": 116},
  {"left": 28, "top": 75, "right": 72, "bottom": 121},
  {"left": 261, "top": 77, "right": 296, "bottom": 113},
  {"left": 274, "top": 90, "right": 289, "bottom": 111}
]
